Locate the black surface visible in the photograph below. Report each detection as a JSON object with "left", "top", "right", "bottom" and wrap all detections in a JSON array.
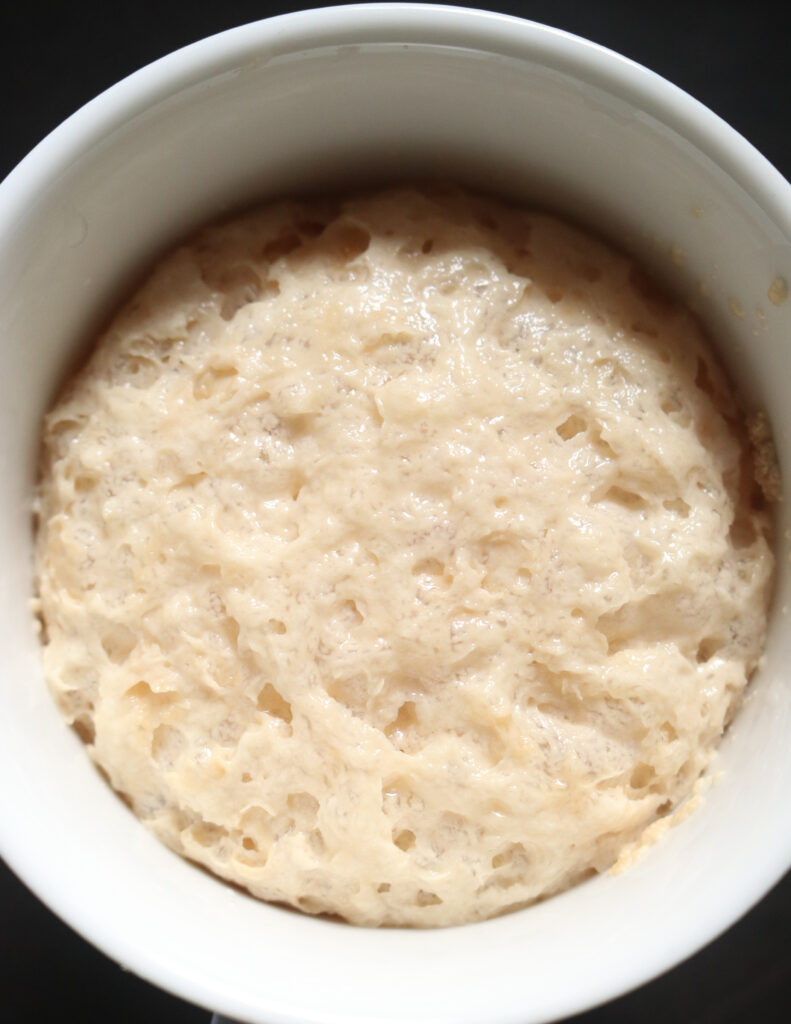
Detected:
[{"left": 2, "top": 2, "right": 789, "bottom": 1022}]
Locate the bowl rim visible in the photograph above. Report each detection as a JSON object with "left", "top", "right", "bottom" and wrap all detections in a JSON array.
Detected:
[
  {"left": 1, "top": 5, "right": 790, "bottom": 1023},
  {"left": 2, "top": 3, "right": 791, "bottom": 240}
]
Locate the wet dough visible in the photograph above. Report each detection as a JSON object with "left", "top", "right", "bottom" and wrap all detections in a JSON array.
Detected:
[{"left": 34, "top": 188, "right": 774, "bottom": 926}]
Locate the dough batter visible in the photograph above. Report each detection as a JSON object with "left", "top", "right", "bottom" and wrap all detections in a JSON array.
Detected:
[{"left": 34, "top": 188, "right": 775, "bottom": 926}]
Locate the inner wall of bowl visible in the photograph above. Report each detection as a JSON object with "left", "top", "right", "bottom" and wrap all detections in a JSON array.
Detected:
[{"left": 1, "top": 36, "right": 789, "bottom": 1024}]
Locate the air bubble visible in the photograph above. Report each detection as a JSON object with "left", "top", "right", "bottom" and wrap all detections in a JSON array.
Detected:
[
  {"left": 696, "top": 637, "right": 722, "bottom": 663},
  {"left": 601, "top": 485, "right": 646, "bottom": 511},
  {"left": 393, "top": 829, "right": 416, "bottom": 851},
  {"left": 629, "top": 763, "right": 656, "bottom": 790},
  {"left": 101, "top": 622, "right": 137, "bottom": 664},
  {"left": 556, "top": 414, "right": 586, "bottom": 440},
  {"left": 257, "top": 683, "right": 293, "bottom": 725},
  {"left": 151, "top": 724, "right": 185, "bottom": 768}
]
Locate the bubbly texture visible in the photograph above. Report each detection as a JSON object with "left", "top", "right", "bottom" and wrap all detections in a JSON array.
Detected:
[{"left": 35, "top": 188, "right": 775, "bottom": 927}]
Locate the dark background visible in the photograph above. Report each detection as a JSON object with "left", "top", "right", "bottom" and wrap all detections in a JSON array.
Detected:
[{"left": 2, "top": 2, "right": 790, "bottom": 1022}]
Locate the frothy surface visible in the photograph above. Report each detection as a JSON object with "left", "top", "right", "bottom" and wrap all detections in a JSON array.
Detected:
[{"left": 34, "top": 188, "right": 774, "bottom": 926}]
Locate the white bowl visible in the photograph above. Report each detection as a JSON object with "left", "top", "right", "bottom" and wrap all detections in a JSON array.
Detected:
[{"left": 1, "top": 5, "right": 789, "bottom": 1023}]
